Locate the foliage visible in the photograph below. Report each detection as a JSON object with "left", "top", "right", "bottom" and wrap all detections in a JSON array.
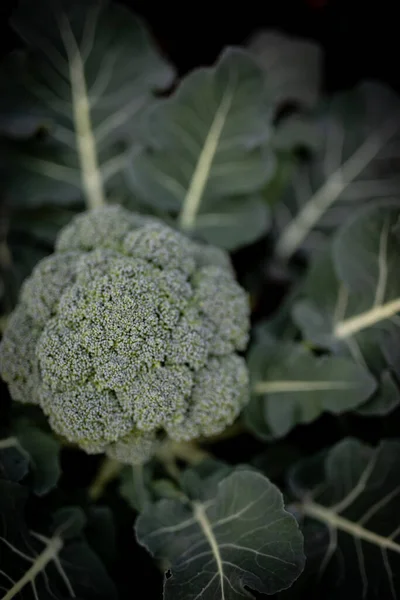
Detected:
[{"left": 0, "top": 1, "right": 399, "bottom": 599}]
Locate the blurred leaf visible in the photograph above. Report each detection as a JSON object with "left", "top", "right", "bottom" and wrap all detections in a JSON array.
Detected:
[
  {"left": 0, "top": 0, "right": 174, "bottom": 208},
  {"left": 14, "top": 419, "right": 61, "bottom": 495},
  {"left": 290, "top": 438, "right": 400, "bottom": 599},
  {"left": 0, "top": 482, "right": 117, "bottom": 599},
  {"left": 136, "top": 469, "right": 305, "bottom": 599},
  {"left": 192, "top": 195, "right": 270, "bottom": 250},
  {"left": 274, "top": 82, "right": 400, "bottom": 261},
  {"left": 0, "top": 420, "right": 60, "bottom": 494},
  {"left": 293, "top": 203, "right": 400, "bottom": 356},
  {"left": 273, "top": 114, "right": 321, "bottom": 154},
  {"left": 179, "top": 457, "right": 235, "bottom": 501},
  {"left": 356, "top": 370, "right": 400, "bottom": 416},
  {"left": 0, "top": 436, "right": 29, "bottom": 482},
  {"left": 293, "top": 202, "right": 400, "bottom": 416},
  {"left": 247, "top": 30, "right": 322, "bottom": 110},
  {"left": 247, "top": 339, "right": 376, "bottom": 438},
  {"left": 125, "top": 47, "right": 275, "bottom": 250}
]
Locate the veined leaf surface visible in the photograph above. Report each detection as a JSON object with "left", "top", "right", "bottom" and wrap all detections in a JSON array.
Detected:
[
  {"left": 0, "top": 484, "right": 117, "bottom": 599},
  {"left": 135, "top": 469, "right": 305, "bottom": 599},
  {"left": 293, "top": 203, "right": 400, "bottom": 345},
  {"left": 290, "top": 438, "right": 400, "bottom": 599},
  {"left": 125, "top": 48, "right": 274, "bottom": 250},
  {"left": 246, "top": 339, "right": 376, "bottom": 438},
  {"left": 292, "top": 203, "right": 400, "bottom": 415},
  {"left": 274, "top": 82, "right": 400, "bottom": 261},
  {"left": 2, "top": 0, "right": 174, "bottom": 208}
]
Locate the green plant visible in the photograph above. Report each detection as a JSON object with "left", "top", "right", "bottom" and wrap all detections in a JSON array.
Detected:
[
  {"left": 0, "top": 205, "right": 250, "bottom": 461},
  {"left": 1, "top": 1, "right": 400, "bottom": 599}
]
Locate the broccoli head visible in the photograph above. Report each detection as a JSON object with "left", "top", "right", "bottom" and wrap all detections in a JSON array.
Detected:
[{"left": 0, "top": 206, "right": 250, "bottom": 464}]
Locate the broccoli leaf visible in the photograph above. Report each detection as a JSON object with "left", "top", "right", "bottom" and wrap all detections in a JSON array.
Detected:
[
  {"left": 293, "top": 202, "right": 400, "bottom": 350},
  {"left": 0, "top": 421, "right": 60, "bottom": 494},
  {"left": 0, "top": 481, "right": 117, "bottom": 600},
  {"left": 135, "top": 469, "right": 305, "bottom": 599},
  {"left": 246, "top": 30, "right": 322, "bottom": 111},
  {"left": 292, "top": 202, "right": 400, "bottom": 416},
  {"left": 0, "top": 436, "right": 29, "bottom": 483},
  {"left": 125, "top": 47, "right": 274, "bottom": 250},
  {"left": 2, "top": 0, "right": 174, "bottom": 209},
  {"left": 191, "top": 195, "right": 270, "bottom": 251},
  {"left": 357, "top": 370, "right": 400, "bottom": 416},
  {"left": 290, "top": 438, "right": 400, "bottom": 599},
  {"left": 246, "top": 340, "right": 376, "bottom": 439},
  {"left": 274, "top": 82, "right": 400, "bottom": 261}
]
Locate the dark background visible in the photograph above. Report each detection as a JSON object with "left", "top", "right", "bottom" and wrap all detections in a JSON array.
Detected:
[{"left": 1, "top": 0, "right": 399, "bottom": 94}]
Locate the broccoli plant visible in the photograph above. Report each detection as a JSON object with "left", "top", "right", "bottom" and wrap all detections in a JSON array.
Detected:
[
  {"left": 0, "top": 1, "right": 400, "bottom": 599},
  {"left": 0, "top": 206, "right": 250, "bottom": 462}
]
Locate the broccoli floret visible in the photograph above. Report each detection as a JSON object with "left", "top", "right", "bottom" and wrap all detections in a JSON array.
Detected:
[
  {"left": 0, "top": 306, "right": 41, "bottom": 404},
  {"left": 55, "top": 205, "right": 149, "bottom": 252},
  {"left": 0, "top": 207, "right": 250, "bottom": 464},
  {"left": 20, "top": 252, "right": 81, "bottom": 326},
  {"left": 105, "top": 430, "right": 157, "bottom": 465},
  {"left": 165, "top": 355, "right": 249, "bottom": 441}
]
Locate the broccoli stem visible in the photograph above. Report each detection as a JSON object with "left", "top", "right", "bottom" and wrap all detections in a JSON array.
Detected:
[
  {"left": 156, "top": 440, "right": 212, "bottom": 483},
  {"left": 88, "top": 440, "right": 212, "bottom": 500},
  {"left": 160, "top": 439, "right": 211, "bottom": 464},
  {"left": 88, "top": 457, "right": 123, "bottom": 501}
]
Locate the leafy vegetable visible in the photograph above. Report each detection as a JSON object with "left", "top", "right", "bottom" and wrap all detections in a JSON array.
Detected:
[
  {"left": 0, "top": 420, "right": 60, "bottom": 494},
  {"left": 246, "top": 337, "right": 376, "bottom": 438},
  {"left": 125, "top": 48, "right": 274, "bottom": 249},
  {"left": 294, "top": 203, "right": 400, "bottom": 353},
  {"left": 290, "top": 438, "right": 400, "bottom": 598},
  {"left": 0, "top": 1, "right": 399, "bottom": 599},
  {"left": 0, "top": 481, "right": 117, "bottom": 599},
  {"left": 1, "top": 0, "right": 174, "bottom": 209},
  {"left": 136, "top": 469, "right": 305, "bottom": 599},
  {"left": 274, "top": 82, "right": 400, "bottom": 261}
]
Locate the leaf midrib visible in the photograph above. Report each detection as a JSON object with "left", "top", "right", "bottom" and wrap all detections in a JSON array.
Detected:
[
  {"left": 193, "top": 501, "right": 226, "bottom": 599},
  {"left": 178, "top": 84, "right": 234, "bottom": 232},
  {"left": 254, "top": 380, "right": 364, "bottom": 395},
  {"left": 275, "top": 113, "right": 400, "bottom": 261},
  {"left": 300, "top": 500, "right": 400, "bottom": 554},
  {"left": 333, "top": 297, "right": 400, "bottom": 339},
  {"left": 58, "top": 10, "right": 105, "bottom": 209},
  {"left": 1, "top": 534, "right": 65, "bottom": 600}
]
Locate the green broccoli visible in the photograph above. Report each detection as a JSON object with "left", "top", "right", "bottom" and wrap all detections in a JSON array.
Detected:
[{"left": 0, "top": 206, "right": 250, "bottom": 464}]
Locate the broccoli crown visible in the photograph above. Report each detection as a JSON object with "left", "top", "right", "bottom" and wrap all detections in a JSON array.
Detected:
[{"left": 0, "top": 206, "right": 250, "bottom": 463}]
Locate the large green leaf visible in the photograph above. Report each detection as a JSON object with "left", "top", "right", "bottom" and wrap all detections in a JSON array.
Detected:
[
  {"left": 125, "top": 48, "right": 274, "bottom": 250},
  {"left": 274, "top": 82, "right": 400, "bottom": 261},
  {"left": 289, "top": 438, "right": 400, "bottom": 599},
  {"left": 246, "top": 30, "right": 322, "bottom": 110},
  {"left": 191, "top": 195, "right": 270, "bottom": 251},
  {"left": 135, "top": 469, "right": 305, "bottom": 599},
  {"left": 247, "top": 339, "right": 376, "bottom": 439},
  {"left": 0, "top": 481, "right": 117, "bottom": 599},
  {"left": 1, "top": 0, "right": 174, "bottom": 208},
  {"left": 293, "top": 203, "right": 400, "bottom": 350},
  {"left": 292, "top": 203, "right": 400, "bottom": 416}
]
